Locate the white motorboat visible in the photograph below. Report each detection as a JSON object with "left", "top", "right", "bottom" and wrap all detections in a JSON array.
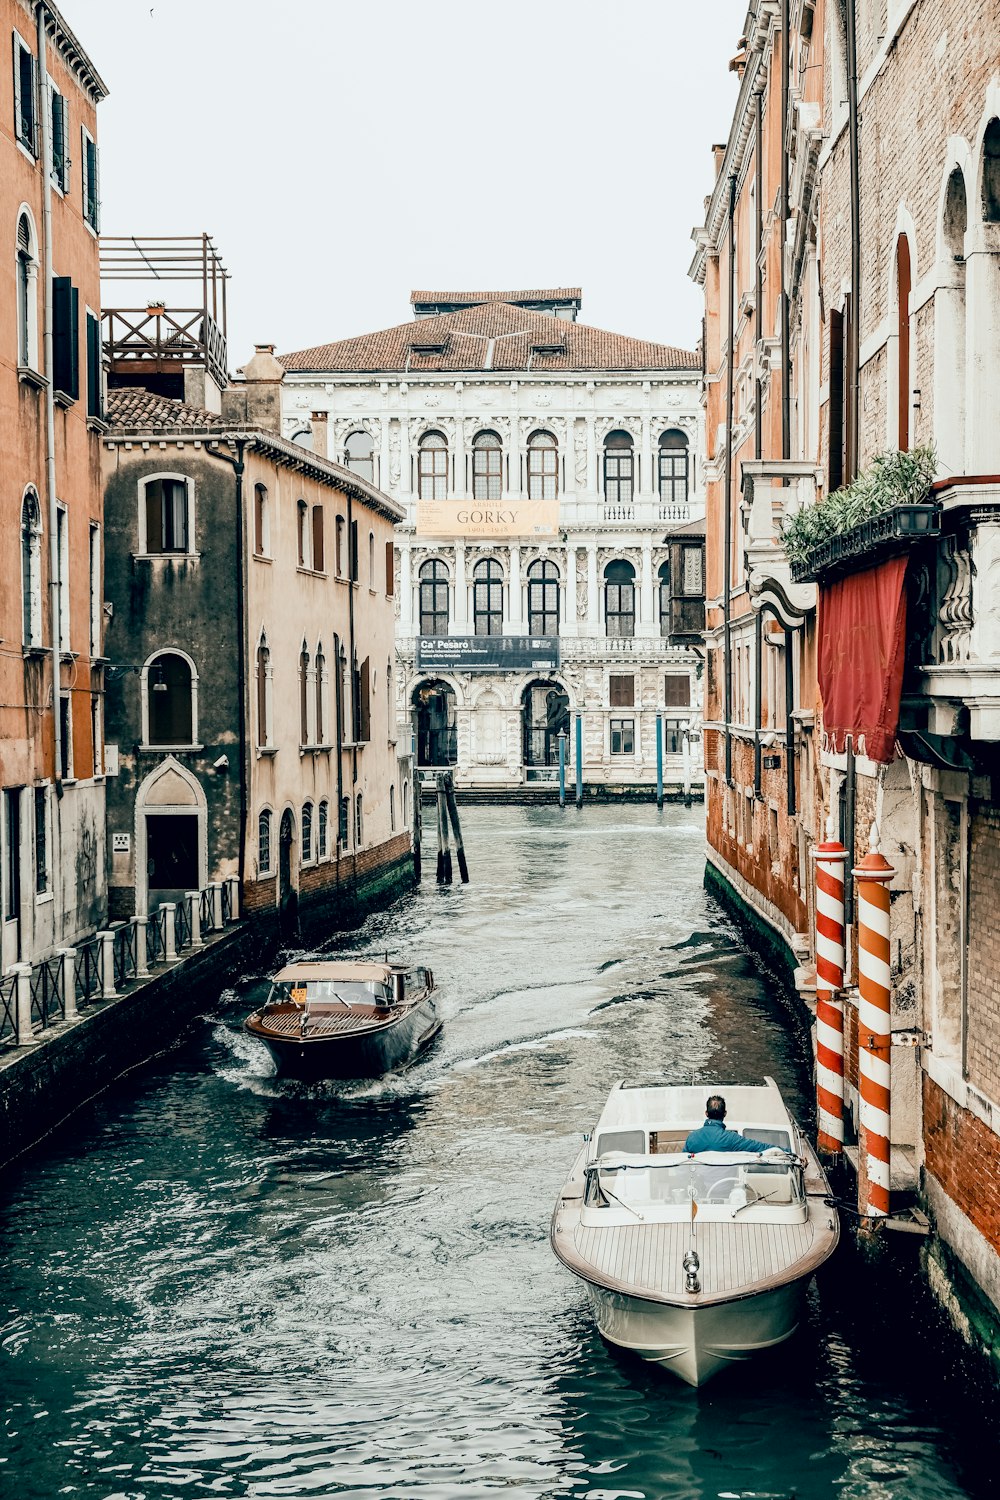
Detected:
[{"left": 550, "top": 1078, "right": 839, "bottom": 1387}]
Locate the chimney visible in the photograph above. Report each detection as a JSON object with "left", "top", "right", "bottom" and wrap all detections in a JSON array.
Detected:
[
  {"left": 310, "top": 411, "right": 329, "bottom": 459},
  {"left": 712, "top": 143, "right": 727, "bottom": 179},
  {"left": 233, "top": 343, "right": 285, "bottom": 434}
]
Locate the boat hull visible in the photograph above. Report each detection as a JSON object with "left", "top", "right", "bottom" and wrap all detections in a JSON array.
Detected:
[
  {"left": 248, "top": 996, "right": 440, "bottom": 1081},
  {"left": 585, "top": 1277, "right": 806, "bottom": 1387}
]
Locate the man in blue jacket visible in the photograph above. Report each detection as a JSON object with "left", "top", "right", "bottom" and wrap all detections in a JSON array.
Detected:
[{"left": 684, "top": 1095, "right": 774, "bottom": 1154}]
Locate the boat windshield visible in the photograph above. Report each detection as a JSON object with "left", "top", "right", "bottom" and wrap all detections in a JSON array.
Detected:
[
  {"left": 585, "top": 1154, "right": 804, "bottom": 1211},
  {"left": 272, "top": 979, "right": 392, "bottom": 1008}
]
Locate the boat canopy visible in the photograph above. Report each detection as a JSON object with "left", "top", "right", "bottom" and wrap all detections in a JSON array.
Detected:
[{"left": 273, "top": 961, "right": 396, "bottom": 984}]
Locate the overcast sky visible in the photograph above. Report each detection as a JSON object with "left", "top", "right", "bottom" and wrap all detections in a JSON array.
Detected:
[{"left": 69, "top": 0, "right": 746, "bottom": 364}]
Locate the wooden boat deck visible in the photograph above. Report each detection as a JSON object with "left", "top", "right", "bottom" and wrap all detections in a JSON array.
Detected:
[
  {"left": 572, "top": 1218, "right": 816, "bottom": 1300},
  {"left": 250, "top": 1004, "right": 397, "bottom": 1039}
]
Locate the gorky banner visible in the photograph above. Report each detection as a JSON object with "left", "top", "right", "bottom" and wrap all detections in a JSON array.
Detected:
[
  {"left": 416, "top": 635, "right": 561, "bottom": 671},
  {"left": 415, "top": 499, "right": 560, "bottom": 539}
]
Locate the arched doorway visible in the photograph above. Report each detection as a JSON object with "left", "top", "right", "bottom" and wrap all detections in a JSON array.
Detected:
[
  {"left": 413, "top": 680, "right": 457, "bottom": 768},
  {"left": 135, "top": 756, "right": 207, "bottom": 917},
  {"left": 278, "top": 808, "right": 295, "bottom": 910},
  {"left": 522, "top": 680, "right": 570, "bottom": 777}
]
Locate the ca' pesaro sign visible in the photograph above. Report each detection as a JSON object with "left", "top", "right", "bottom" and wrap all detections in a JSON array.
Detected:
[
  {"left": 417, "top": 635, "right": 560, "bottom": 671},
  {"left": 416, "top": 499, "right": 559, "bottom": 539}
]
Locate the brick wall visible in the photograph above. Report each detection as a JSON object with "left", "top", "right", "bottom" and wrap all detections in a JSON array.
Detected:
[
  {"left": 924, "top": 1072, "right": 1000, "bottom": 1252},
  {"left": 966, "top": 804, "right": 1000, "bottom": 1101},
  {"left": 243, "top": 876, "right": 277, "bottom": 915}
]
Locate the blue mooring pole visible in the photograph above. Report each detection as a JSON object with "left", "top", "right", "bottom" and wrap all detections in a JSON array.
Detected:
[
  {"left": 558, "top": 729, "right": 566, "bottom": 808},
  {"left": 656, "top": 713, "right": 664, "bottom": 809},
  {"left": 575, "top": 714, "right": 583, "bottom": 808}
]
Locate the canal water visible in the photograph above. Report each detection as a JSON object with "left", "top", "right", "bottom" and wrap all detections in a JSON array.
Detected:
[{"left": 2, "top": 806, "right": 996, "bottom": 1500}]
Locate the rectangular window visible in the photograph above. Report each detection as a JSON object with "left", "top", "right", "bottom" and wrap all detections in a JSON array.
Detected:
[
  {"left": 50, "top": 84, "right": 68, "bottom": 188},
  {"left": 34, "top": 786, "right": 48, "bottom": 894},
  {"left": 355, "top": 657, "right": 371, "bottom": 743},
  {"left": 89, "top": 523, "right": 100, "bottom": 657},
  {"left": 59, "top": 692, "right": 72, "bottom": 777},
  {"left": 53, "top": 277, "right": 80, "bottom": 401},
  {"left": 4, "top": 789, "right": 21, "bottom": 920},
  {"left": 312, "top": 505, "right": 325, "bottom": 571},
  {"left": 81, "top": 128, "right": 99, "bottom": 230},
  {"left": 610, "top": 718, "right": 634, "bottom": 755},
  {"left": 339, "top": 795, "right": 350, "bottom": 848},
  {"left": 145, "top": 478, "right": 189, "bottom": 553},
  {"left": 609, "top": 674, "right": 634, "bottom": 708},
  {"left": 91, "top": 693, "right": 103, "bottom": 776},
  {"left": 664, "top": 721, "right": 684, "bottom": 754},
  {"left": 386, "top": 540, "right": 394, "bottom": 596},
  {"left": 86, "top": 310, "right": 102, "bottom": 418},
  {"left": 664, "top": 673, "right": 691, "bottom": 708},
  {"left": 336, "top": 516, "right": 345, "bottom": 576},
  {"left": 350, "top": 519, "right": 359, "bottom": 581},
  {"left": 13, "top": 33, "right": 36, "bottom": 154},
  {"left": 56, "top": 504, "right": 69, "bottom": 651}
]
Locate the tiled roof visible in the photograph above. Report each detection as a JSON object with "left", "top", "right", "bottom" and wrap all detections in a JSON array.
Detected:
[
  {"left": 410, "top": 288, "right": 581, "bottom": 306},
  {"left": 280, "top": 302, "right": 699, "bottom": 374},
  {"left": 106, "top": 386, "right": 229, "bottom": 433}
]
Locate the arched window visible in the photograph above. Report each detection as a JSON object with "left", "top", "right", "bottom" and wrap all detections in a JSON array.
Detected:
[
  {"left": 318, "top": 800, "right": 329, "bottom": 857},
  {"left": 335, "top": 514, "right": 346, "bottom": 576},
  {"left": 527, "top": 431, "right": 558, "bottom": 500},
  {"left": 473, "top": 558, "right": 503, "bottom": 637},
  {"left": 895, "top": 235, "right": 912, "bottom": 452},
  {"left": 20, "top": 490, "right": 42, "bottom": 647},
  {"left": 658, "top": 431, "right": 689, "bottom": 508},
  {"left": 16, "top": 213, "right": 37, "bottom": 370},
  {"left": 253, "top": 484, "right": 269, "bottom": 555},
  {"left": 142, "top": 475, "right": 191, "bottom": 554},
  {"left": 390, "top": 784, "right": 396, "bottom": 832},
  {"left": 658, "top": 560, "right": 671, "bottom": 638},
  {"left": 604, "top": 431, "right": 634, "bottom": 506},
  {"left": 292, "top": 429, "right": 313, "bottom": 450},
  {"left": 369, "top": 530, "right": 375, "bottom": 584},
  {"left": 297, "top": 499, "right": 309, "bottom": 567},
  {"left": 312, "top": 505, "right": 325, "bottom": 571},
  {"left": 302, "top": 801, "right": 313, "bottom": 862},
  {"left": 527, "top": 558, "right": 560, "bottom": 635},
  {"left": 472, "top": 430, "right": 502, "bottom": 501},
  {"left": 146, "top": 651, "right": 195, "bottom": 746},
  {"left": 315, "top": 644, "right": 326, "bottom": 744},
  {"left": 299, "top": 643, "right": 310, "bottom": 745},
  {"left": 355, "top": 792, "right": 364, "bottom": 848},
  {"left": 403, "top": 778, "right": 410, "bottom": 827},
  {"left": 345, "top": 430, "right": 374, "bottom": 482},
  {"left": 418, "top": 431, "right": 448, "bottom": 499},
  {"left": 604, "top": 559, "right": 636, "bottom": 638},
  {"left": 258, "top": 809, "right": 272, "bottom": 873},
  {"left": 419, "top": 558, "right": 449, "bottom": 636},
  {"left": 256, "top": 635, "right": 270, "bottom": 746},
  {"left": 938, "top": 168, "right": 968, "bottom": 475}
]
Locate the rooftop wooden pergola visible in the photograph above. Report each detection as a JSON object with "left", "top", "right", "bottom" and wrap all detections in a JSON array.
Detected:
[{"left": 100, "top": 234, "right": 231, "bottom": 392}]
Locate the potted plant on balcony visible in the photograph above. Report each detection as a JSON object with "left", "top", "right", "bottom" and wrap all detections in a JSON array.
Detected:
[{"left": 781, "top": 446, "right": 939, "bottom": 582}]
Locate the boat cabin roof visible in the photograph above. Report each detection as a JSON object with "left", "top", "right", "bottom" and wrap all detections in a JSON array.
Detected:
[
  {"left": 272, "top": 961, "right": 396, "bottom": 983},
  {"left": 595, "top": 1080, "right": 792, "bottom": 1135}
]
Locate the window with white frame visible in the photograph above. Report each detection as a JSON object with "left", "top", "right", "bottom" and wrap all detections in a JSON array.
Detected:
[
  {"left": 34, "top": 785, "right": 48, "bottom": 894},
  {"left": 13, "top": 33, "right": 37, "bottom": 155},
  {"left": 20, "top": 490, "right": 42, "bottom": 647},
  {"left": 253, "top": 484, "right": 269, "bottom": 556},
  {"left": 610, "top": 718, "right": 634, "bottom": 755},
  {"left": 256, "top": 635, "right": 271, "bottom": 748},
  {"left": 318, "top": 800, "right": 329, "bottom": 858},
  {"left": 81, "top": 127, "right": 99, "bottom": 230},
  {"left": 59, "top": 692, "right": 73, "bottom": 777},
  {"left": 472, "top": 430, "right": 503, "bottom": 500},
  {"left": 258, "top": 809, "right": 272, "bottom": 873},
  {"left": 89, "top": 523, "right": 101, "bottom": 657},
  {"left": 302, "top": 801, "right": 314, "bottom": 862},
  {"left": 141, "top": 475, "right": 191, "bottom": 555},
  {"left": 16, "top": 212, "right": 38, "bottom": 369},
  {"left": 91, "top": 692, "right": 103, "bottom": 776},
  {"left": 56, "top": 503, "right": 69, "bottom": 652},
  {"left": 145, "top": 651, "right": 196, "bottom": 746},
  {"left": 418, "top": 432, "right": 448, "bottom": 499},
  {"left": 315, "top": 644, "right": 326, "bottom": 744},
  {"left": 527, "top": 431, "right": 558, "bottom": 500}
]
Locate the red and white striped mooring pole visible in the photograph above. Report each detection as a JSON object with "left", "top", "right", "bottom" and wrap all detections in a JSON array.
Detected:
[
  {"left": 813, "top": 821, "right": 847, "bottom": 1156},
  {"left": 854, "top": 827, "right": 895, "bottom": 1219}
]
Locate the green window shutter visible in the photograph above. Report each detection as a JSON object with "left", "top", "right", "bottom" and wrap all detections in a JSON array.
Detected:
[
  {"left": 86, "top": 312, "right": 102, "bottom": 418},
  {"left": 53, "top": 277, "right": 79, "bottom": 401}
]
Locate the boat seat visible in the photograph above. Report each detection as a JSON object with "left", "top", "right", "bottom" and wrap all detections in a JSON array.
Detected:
[{"left": 649, "top": 1129, "right": 690, "bottom": 1153}]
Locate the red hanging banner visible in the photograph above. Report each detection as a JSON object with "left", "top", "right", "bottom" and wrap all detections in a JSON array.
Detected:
[{"left": 817, "top": 556, "right": 908, "bottom": 764}]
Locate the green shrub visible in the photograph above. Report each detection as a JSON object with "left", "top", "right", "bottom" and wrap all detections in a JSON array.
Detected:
[{"left": 779, "top": 446, "right": 937, "bottom": 566}]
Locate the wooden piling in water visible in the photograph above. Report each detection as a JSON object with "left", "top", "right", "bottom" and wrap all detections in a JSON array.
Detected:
[
  {"left": 444, "top": 773, "right": 469, "bottom": 883},
  {"left": 436, "top": 774, "right": 452, "bottom": 884},
  {"left": 413, "top": 775, "right": 422, "bottom": 882}
]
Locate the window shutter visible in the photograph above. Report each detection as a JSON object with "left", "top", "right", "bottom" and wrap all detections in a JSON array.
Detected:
[
  {"left": 609, "top": 674, "right": 634, "bottom": 708},
  {"left": 385, "top": 540, "right": 394, "bottom": 595},
  {"left": 52, "top": 277, "right": 79, "bottom": 400},
  {"left": 312, "top": 505, "right": 325, "bottom": 571},
  {"left": 350, "top": 519, "right": 359, "bottom": 581},
  {"left": 86, "top": 311, "right": 102, "bottom": 418},
  {"left": 91, "top": 137, "right": 100, "bottom": 229},
  {"left": 664, "top": 674, "right": 691, "bottom": 708},
  {"left": 360, "top": 658, "right": 371, "bottom": 742},
  {"left": 81, "top": 127, "right": 89, "bottom": 216},
  {"left": 13, "top": 38, "right": 22, "bottom": 144}
]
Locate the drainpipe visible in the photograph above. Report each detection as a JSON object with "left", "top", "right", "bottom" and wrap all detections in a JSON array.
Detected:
[
  {"left": 754, "top": 89, "right": 763, "bottom": 460},
  {"left": 784, "top": 627, "right": 796, "bottom": 816},
  {"left": 232, "top": 439, "right": 249, "bottom": 901},
  {"left": 845, "top": 0, "right": 862, "bottom": 480},
  {"left": 723, "top": 172, "right": 737, "bottom": 786},
  {"left": 347, "top": 489, "right": 358, "bottom": 789},
  {"left": 780, "top": 0, "right": 791, "bottom": 461},
  {"left": 753, "top": 612, "right": 763, "bottom": 795},
  {"left": 37, "top": 7, "right": 61, "bottom": 794}
]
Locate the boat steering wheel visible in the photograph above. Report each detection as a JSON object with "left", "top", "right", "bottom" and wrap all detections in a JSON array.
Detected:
[{"left": 704, "top": 1174, "right": 741, "bottom": 1202}]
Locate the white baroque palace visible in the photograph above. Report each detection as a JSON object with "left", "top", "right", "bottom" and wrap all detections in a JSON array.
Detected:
[{"left": 277, "top": 289, "right": 706, "bottom": 795}]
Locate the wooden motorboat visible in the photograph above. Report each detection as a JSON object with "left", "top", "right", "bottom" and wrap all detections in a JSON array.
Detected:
[
  {"left": 551, "top": 1078, "right": 839, "bottom": 1387},
  {"left": 244, "top": 960, "right": 440, "bottom": 1080}
]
